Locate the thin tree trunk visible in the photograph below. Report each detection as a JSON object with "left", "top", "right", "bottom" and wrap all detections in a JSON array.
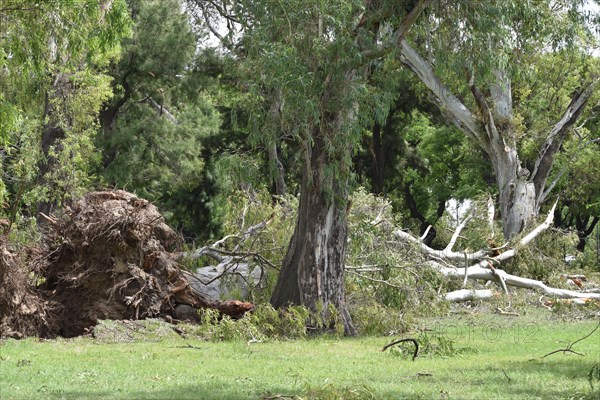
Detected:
[
  {"left": 36, "top": 75, "right": 70, "bottom": 221},
  {"left": 371, "top": 122, "right": 384, "bottom": 194},
  {"left": 576, "top": 216, "right": 599, "bottom": 252},
  {"left": 267, "top": 143, "right": 287, "bottom": 197}
]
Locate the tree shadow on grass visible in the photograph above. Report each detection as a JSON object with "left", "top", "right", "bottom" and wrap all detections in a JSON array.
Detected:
[
  {"left": 56, "top": 382, "right": 422, "bottom": 400},
  {"left": 57, "top": 382, "right": 300, "bottom": 400},
  {"left": 486, "top": 357, "right": 599, "bottom": 400}
]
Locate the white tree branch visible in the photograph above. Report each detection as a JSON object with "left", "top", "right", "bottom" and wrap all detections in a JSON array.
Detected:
[
  {"left": 428, "top": 261, "right": 600, "bottom": 300},
  {"left": 393, "top": 222, "right": 488, "bottom": 263},
  {"left": 398, "top": 40, "right": 483, "bottom": 145},
  {"left": 445, "top": 289, "right": 493, "bottom": 302},
  {"left": 532, "top": 79, "right": 598, "bottom": 199},
  {"left": 445, "top": 214, "right": 473, "bottom": 253}
]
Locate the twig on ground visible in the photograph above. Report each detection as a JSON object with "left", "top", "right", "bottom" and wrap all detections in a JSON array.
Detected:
[
  {"left": 496, "top": 307, "right": 519, "bottom": 316},
  {"left": 536, "top": 321, "right": 599, "bottom": 359}
]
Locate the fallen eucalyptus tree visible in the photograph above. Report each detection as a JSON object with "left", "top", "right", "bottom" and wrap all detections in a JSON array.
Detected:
[
  {"left": 176, "top": 216, "right": 277, "bottom": 300},
  {"left": 394, "top": 201, "right": 600, "bottom": 302}
]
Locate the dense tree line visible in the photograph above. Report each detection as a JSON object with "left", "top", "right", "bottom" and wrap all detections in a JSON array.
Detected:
[{"left": 1, "top": 0, "right": 598, "bottom": 334}]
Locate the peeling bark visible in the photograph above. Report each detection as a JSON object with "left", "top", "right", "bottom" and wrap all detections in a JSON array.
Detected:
[
  {"left": 398, "top": 39, "right": 596, "bottom": 240},
  {"left": 270, "top": 130, "right": 355, "bottom": 335}
]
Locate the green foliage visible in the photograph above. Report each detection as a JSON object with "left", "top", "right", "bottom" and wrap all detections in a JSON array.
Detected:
[
  {"left": 100, "top": 99, "right": 222, "bottom": 236},
  {"left": 347, "top": 293, "right": 409, "bottom": 336},
  {"left": 422, "top": 1, "right": 597, "bottom": 94},
  {"left": 515, "top": 52, "right": 599, "bottom": 167},
  {"left": 507, "top": 229, "right": 578, "bottom": 280},
  {"left": 97, "top": 0, "right": 225, "bottom": 240},
  {"left": 1, "top": 0, "right": 131, "bottom": 223},
  {"left": 195, "top": 304, "right": 311, "bottom": 341},
  {"left": 30, "top": 72, "right": 115, "bottom": 209},
  {"left": 346, "top": 188, "right": 448, "bottom": 326},
  {"left": 239, "top": 0, "right": 398, "bottom": 188},
  {"left": 220, "top": 188, "right": 296, "bottom": 275},
  {"left": 250, "top": 304, "right": 310, "bottom": 339},
  {"left": 401, "top": 111, "right": 491, "bottom": 221}
]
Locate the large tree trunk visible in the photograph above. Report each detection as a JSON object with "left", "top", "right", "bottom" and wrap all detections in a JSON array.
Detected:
[
  {"left": 269, "top": 0, "right": 432, "bottom": 337},
  {"left": 270, "top": 130, "right": 356, "bottom": 336},
  {"left": 489, "top": 131, "right": 536, "bottom": 239},
  {"left": 399, "top": 41, "right": 596, "bottom": 240}
]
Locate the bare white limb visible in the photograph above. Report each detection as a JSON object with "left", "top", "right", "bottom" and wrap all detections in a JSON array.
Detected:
[
  {"left": 428, "top": 262, "right": 600, "bottom": 300},
  {"left": 445, "top": 289, "right": 493, "bottom": 302},
  {"left": 393, "top": 217, "right": 488, "bottom": 263},
  {"left": 487, "top": 196, "right": 495, "bottom": 237},
  {"left": 398, "top": 40, "right": 482, "bottom": 145},
  {"left": 420, "top": 225, "right": 432, "bottom": 241},
  {"left": 446, "top": 214, "right": 473, "bottom": 253}
]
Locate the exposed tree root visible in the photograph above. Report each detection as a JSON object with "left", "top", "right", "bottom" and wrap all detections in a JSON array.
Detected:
[{"left": 3, "top": 190, "right": 253, "bottom": 339}]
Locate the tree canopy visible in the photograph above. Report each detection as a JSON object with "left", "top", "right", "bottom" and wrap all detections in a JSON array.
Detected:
[{"left": 0, "top": 0, "right": 598, "bottom": 336}]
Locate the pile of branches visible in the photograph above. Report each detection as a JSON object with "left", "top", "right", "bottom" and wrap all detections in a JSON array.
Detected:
[{"left": 394, "top": 201, "right": 600, "bottom": 303}]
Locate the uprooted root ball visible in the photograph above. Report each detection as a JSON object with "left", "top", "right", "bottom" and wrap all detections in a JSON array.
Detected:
[
  {"left": 31, "top": 190, "right": 217, "bottom": 337},
  {"left": 0, "top": 239, "right": 58, "bottom": 338}
]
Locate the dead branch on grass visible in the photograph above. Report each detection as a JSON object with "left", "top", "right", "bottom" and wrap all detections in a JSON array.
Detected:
[
  {"left": 395, "top": 201, "right": 600, "bottom": 302},
  {"left": 381, "top": 338, "right": 420, "bottom": 361},
  {"left": 537, "top": 321, "right": 599, "bottom": 359}
]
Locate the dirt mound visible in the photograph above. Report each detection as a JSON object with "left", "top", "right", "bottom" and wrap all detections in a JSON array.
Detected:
[
  {"left": 0, "top": 240, "right": 57, "bottom": 338},
  {"left": 29, "top": 190, "right": 251, "bottom": 338}
]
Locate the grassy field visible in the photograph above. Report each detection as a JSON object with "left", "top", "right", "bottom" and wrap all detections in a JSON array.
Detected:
[{"left": 1, "top": 311, "right": 598, "bottom": 400}]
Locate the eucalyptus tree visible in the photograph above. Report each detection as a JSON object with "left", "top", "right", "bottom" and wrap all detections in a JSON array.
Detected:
[
  {"left": 192, "top": 0, "right": 432, "bottom": 334},
  {"left": 354, "top": 71, "right": 492, "bottom": 244},
  {"left": 0, "top": 0, "right": 130, "bottom": 222},
  {"left": 395, "top": 0, "right": 599, "bottom": 239}
]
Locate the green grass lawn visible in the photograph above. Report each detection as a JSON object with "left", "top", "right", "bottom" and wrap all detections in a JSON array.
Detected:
[{"left": 1, "top": 311, "right": 598, "bottom": 400}]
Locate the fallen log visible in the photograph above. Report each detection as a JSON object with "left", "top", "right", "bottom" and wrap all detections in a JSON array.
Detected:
[
  {"left": 445, "top": 289, "right": 494, "bottom": 302},
  {"left": 396, "top": 201, "right": 600, "bottom": 301}
]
